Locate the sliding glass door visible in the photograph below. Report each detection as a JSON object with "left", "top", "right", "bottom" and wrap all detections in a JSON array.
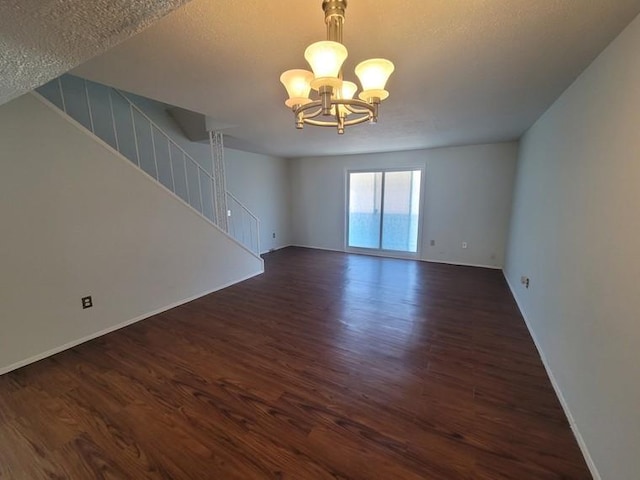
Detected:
[
  {"left": 348, "top": 172, "right": 383, "bottom": 249},
  {"left": 347, "top": 169, "right": 422, "bottom": 255}
]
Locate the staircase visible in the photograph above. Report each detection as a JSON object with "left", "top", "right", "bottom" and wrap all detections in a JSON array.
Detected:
[{"left": 35, "top": 74, "right": 261, "bottom": 258}]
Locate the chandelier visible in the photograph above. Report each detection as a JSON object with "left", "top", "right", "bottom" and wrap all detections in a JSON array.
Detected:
[{"left": 279, "top": 0, "right": 395, "bottom": 134}]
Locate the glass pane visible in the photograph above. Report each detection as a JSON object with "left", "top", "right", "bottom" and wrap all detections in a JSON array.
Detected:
[
  {"left": 381, "top": 170, "right": 421, "bottom": 252},
  {"left": 348, "top": 172, "right": 382, "bottom": 249}
]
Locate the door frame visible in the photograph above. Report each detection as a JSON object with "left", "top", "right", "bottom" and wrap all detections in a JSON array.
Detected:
[{"left": 344, "top": 167, "right": 426, "bottom": 259}]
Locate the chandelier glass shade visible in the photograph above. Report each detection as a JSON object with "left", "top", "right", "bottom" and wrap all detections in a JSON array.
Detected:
[{"left": 280, "top": 0, "right": 394, "bottom": 134}]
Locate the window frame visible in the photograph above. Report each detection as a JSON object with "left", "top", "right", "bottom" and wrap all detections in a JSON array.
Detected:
[{"left": 344, "top": 167, "right": 425, "bottom": 260}]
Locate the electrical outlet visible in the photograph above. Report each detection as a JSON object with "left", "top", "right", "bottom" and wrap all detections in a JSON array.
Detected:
[
  {"left": 462, "top": 242, "right": 468, "bottom": 249},
  {"left": 227, "top": 210, "right": 231, "bottom": 217},
  {"left": 81, "top": 296, "right": 93, "bottom": 309},
  {"left": 520, "top": 276, "right": 530, "bottom": 289},
  {"left": 272, "top": 232, "right": 276, "bottom": 239},
  {"left": 430, "top": 239, "right": 435, "bottom": 246}
]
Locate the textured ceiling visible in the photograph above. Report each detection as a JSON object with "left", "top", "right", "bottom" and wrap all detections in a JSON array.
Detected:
[
  {"left": 67, "top": 1, "right": 640, "bottom": 157},
  {"left": 0, "top": 0, "right": 191, "bottom": 105}
]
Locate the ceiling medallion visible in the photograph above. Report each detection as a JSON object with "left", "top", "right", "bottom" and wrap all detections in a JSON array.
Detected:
[{"left": 280, "top": 0, "right": 395, "bottom": 134}]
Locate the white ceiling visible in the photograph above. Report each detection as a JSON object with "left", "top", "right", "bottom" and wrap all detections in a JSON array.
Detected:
[
  {"left": 66, "top": 1, "right": 640, "bottom": 158},
  {"left": 0, "top": 0, "right": 190, "bottom": 105}
]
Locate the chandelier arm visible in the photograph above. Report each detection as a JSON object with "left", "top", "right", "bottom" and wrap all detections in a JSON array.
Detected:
[
  {"left": 301, "top": 107, "right": 324, "bottom": 120},
  {"left": 332, "top": 98, "right": 374, "bottom": 108},
  {"left": 344, "top": 104, "right": 374, "bottom": 115},
  {"left": 295, "top": 98, "right": 374, "bottom": 120},
  {"left": 343, "top": 115, "right": 374, "bottom": 127},
  {"left": 293, "top": 102, "right": 323, "bottom": 120},
  {"left": 304, "top": 118, "right": 343, "bottom": 127},
  {"left": 302, "top": 113, "right": 372, "bottom": 128},
  {"left": 333, "top": 99, "right": 375, "bottom": 115}
]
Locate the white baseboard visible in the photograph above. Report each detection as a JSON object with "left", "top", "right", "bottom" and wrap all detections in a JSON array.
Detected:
[
  {"left": 288, "top": 244, "right": 346, "bottom": 254},
  {"left": 291, "top": 244, "right": 423, "bottom": 262},
  {"left": 422, "top": 258, "right": 502, "bottom": 270},
  {"left": 0, "top": 270, "right": 263, "bottom": 376},
  {"left": 289, "top": 244, "right": 502, "bottom": 270},
  {"left": 503, "top": 272, "right": 601, "bottom": 480},
  {"left": 261, "top": 244, "right": 293, "bottom": 255}
]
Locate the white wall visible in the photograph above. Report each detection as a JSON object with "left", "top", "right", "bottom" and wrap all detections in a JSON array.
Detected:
[
  {"left": 290, "top": 143, "right": 518, "bottom": 267},
  {"left": 224, "top": 149, "right": 291, "bottom": 253},
  {"left": 504, "top": 13, "right": 640, "bottom": 480},
  {"left": 0, "top": 94, "right": 263, "bottom": 373}
]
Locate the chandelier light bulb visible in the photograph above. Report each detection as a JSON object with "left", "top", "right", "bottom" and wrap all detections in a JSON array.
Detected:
[
  {"left": 332, "top": 81, "right": 358, "bottom": 116},
  {"left": 304, "top": 41, "right": 348, "bottom": 89},
  {"left": 355, "top": 58, "right": 395, "bottom": 101},
  {"left": 339, "top": 81, "right": 358, "bottom": 100},
  {"left": 280, "top": 69, "right": 314, "bottom": 108}
]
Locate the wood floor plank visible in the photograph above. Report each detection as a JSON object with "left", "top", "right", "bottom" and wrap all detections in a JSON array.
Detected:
[{"left": 0, "top": 247, "right": 592, "bottom": 478}]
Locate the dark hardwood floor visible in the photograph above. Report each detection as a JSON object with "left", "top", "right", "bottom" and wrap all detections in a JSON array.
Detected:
[{"left": 0, "top": 247, "right": 591, "bottom": 479}]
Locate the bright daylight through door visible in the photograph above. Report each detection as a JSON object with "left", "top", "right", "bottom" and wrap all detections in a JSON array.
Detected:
[{"left": 348, "top": 170, "right": 422, "bottom": 254}]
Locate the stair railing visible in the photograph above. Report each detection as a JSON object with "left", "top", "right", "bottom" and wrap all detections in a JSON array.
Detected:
[
  {"left": 226, "top": 192, "right": 261, "bottom": 255},
  {"left": 35, "top": 75, "right": 261, "bottom": 257}
]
